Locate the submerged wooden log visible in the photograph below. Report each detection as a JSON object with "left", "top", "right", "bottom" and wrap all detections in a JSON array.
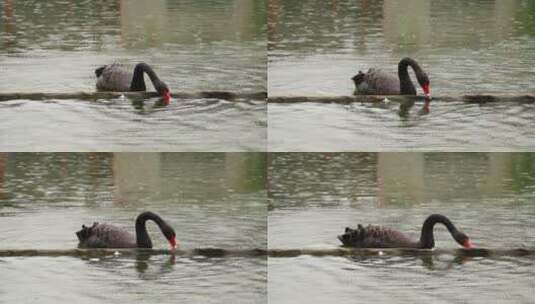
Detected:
[
  {"left": 268, "top": 94, "right": 535, "bottom": 104},
  {"left": 2, "top": 92, "right": 532, "bottom": 104},
  {"left": 0, "top": 248, "right": 267, "bottom": 258},
  {"left": 268, "top": 248, "right": 495, "bottom": 257},
  {"left": 270, "top": 248, "right": 535, "bottom": 258},
  {"left": 0, "top": 91, "right": 267, "bottom": 102},
  {"left": 0, "top": 248, "right": 533, "bottom": 258}
]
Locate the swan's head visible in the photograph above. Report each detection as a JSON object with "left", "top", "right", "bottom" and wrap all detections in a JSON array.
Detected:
[
  {"left": 162, "top": 224, "right": 177, "bottom": 250},
  {"left": 155, "top": 81, "right": 171, "bottom": 105},
  {"left": 416, "top": 73, "right": 431, "bottom": 99},
  {"left": 453, "top": 231, "right": 473, "bottom": 249}
]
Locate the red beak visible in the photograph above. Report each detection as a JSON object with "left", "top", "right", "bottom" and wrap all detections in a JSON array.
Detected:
[
  {"left": 169, "top": 237, "right": 177, "bottom": 250},
  {"left": 163, "top": 90, "right": 171, "bottom": 105},
  {"left": 422, "top": 84, "right": 431, "bottom": 98},
  {"left": 463, "top": 239, "right": 473, "bottom": 249}
]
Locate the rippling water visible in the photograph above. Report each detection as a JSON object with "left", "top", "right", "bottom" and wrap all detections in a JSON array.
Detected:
[
  {"left": 0, "top": 98, "right": 266, "bottom": 151},
  {"left": 0, "top": 0, "right": 267, "bottom": 151},
  {"left": 0, "top": 153, "right": 267, "bottom": 303},
  {"left": 269, "top": 101, "right": 535, "bottom": 151},
  {"left": 268, "top": 0, "right": 535, "bottom": 150},
  {"left": 268, "top": 152, "right": 535, "bottom": 303}
]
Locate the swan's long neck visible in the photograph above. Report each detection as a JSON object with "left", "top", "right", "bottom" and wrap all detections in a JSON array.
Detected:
[
  {"left": 418, "top": 214, "right": 458, "bottom": 249},
  {"left": 130, "top": 63, "right": 161, "bottom": 91},
  {"left": 135, "top": 211, "right": 166, "bottom": 248},
  {"left": 398, "top": 58, "right": 422, "bottom": 95}
]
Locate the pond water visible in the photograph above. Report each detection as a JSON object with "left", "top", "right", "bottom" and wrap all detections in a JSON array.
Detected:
[
  {"left": 268, "top": 152, "right": 535, "bottom": 304},
  {"left": 268, "top": 100, "right": 535, "bottom": 151},
  {"left": 0, "top": 0, "right": 266, "bottom": 151},
  {"left": 0, "top": 153, "right": 267, "bottom": 303},
  {"left": 0, "top": 98, "right": 265, "bottom": 151},
  {"left": 268, "top": 0, "right": 535, "bottom": 151}
]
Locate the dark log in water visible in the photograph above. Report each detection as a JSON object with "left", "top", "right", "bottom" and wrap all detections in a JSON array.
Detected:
[
  {"left": 0, "top": 248, "right": 267, "bottom": 258},
  {"left": 268, "top": 248, "right": 535, "bottom": 257},
  {"left": 268, "top": 94, "right": 535, "bottom": 104},
  {"left": 2, "top": 92, "right": 532, "bottom": 103},
  {"left": 0, "top": 91, "right": 267, "bottom": 102},
  {"left": 0, "top": 248, "right": 533, "bottom": 258}
]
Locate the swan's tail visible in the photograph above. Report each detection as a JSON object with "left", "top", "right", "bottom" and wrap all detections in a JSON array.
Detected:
[
  {"left": 75, "top": 222, "right": 98, "bottom": 242},
  {"left": 338, "top": 225, "right": 367, "bottom": 246},
  {"left": 351, "top": 70, "right": 365, "bottom": 84},
  {"left": 95, "top": 66, "right": 106, "bottom": 77}
]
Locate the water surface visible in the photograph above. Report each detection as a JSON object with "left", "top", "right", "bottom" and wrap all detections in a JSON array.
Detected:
[
  {"left": 0, "top": 0, "right": 267, "bottom": 151},
  {"left": 268, "top": 0, "right": 535, "bottom": 151},
  {"left": 268, "top": 152, "right": 535, "bottom": 304},
  {"left": 0, "top": 98, "right": 266, "bottom": 151},
  {"left": 0, "top": 153, "right": 267, "bottom": 303},
  {"left": 268, "top": 100, "right": 535, "bottom": 151}
]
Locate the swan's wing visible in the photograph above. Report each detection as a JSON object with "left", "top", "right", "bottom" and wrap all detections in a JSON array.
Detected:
[
  {"left": 78, "top": 223, "right": 136, "bottom": 248},
  {"left": 359, "top": 69, "right": 400, "bottom": 95},
  {"left": 95, "top": 64, "right": 132, "bottom": 92},
  {"left": 339, "top": 225, "right": 416, "bottom": 248},
  {"left": 361, "top": 225, "right": 415, "bottom": 248}
]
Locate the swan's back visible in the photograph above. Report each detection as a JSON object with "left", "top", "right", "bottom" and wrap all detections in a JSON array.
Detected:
[
  {"left": 95, "top": 64, "right": 132, "bottom": 92},
  {"left": 76, "top": 222, "right": 137, "bottom": 248},
  {"left": 353, "top": 68, "right": 400, "bottom": 95},
  {"left": 338, "top": 224, "right": 417, "bottom": 248}
]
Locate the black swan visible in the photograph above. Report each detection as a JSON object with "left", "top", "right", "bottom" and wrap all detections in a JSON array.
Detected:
[
  {"left": 352, "top": 57, "right": 431, "bottom": 98},
  {"left": 338, "top": 214, "right": 473, "bottom": 249},
  {"left": 76, "top": 211, "right": 177, "bottom": 249},
  {"left": 95, "top": 63, "right": 171, "bottom": 104}
]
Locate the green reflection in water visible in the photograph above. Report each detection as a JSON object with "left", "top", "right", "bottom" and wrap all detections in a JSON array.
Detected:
[
  {"left": 269, "top": 152, "right": 535, "bottom": 209},
  {"left": 1, "top": 0, "right": 266, "bottom": 52},
  {"left": 0, "top": 152, "right": 266, "bottom": 207}
]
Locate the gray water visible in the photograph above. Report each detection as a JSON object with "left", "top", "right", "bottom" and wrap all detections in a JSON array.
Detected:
[
  {"left": 0, "top": 0, "right": 267, "bottom": 151},
  {"left": 0, "top": 153, "right": 267, "bottom": 304},
  {"left": 269, "top": 152, "right": 535, "bottom": 304},
  {"left": 268, "top": 0, "right": 535, "bottom": 151}
]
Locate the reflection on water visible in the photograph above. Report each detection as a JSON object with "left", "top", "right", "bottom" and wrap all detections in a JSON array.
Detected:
[
  {"left": 268, "top": 100, "right": 535, "bottom": 151},
  {"left": 269, "top": 254, "right": 535, "bottom": 304},
  {"left": 0, "top": 0, "right": 267, "bottom": 151},
  {"left": 2, "top": 256, "right": 266, "bottom": 304},
  {"left": 268, "top": 152, "right": 535, "bottom": 304},
  {"left": 0, "top": 153, "right": 266, "bottom": 304},
  {"left": 0, "top": 98, "right": 266, "bottom": 151}
]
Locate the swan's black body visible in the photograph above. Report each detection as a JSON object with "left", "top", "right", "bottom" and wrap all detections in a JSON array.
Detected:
[
  {"left": 95, "top": 63, "right": 171, "bottom": 103},
  {"left": 338, "top": 214, "right": 472, "bottom": 249},
  {"left": 352, "top": 57, "right": 431, "bottom": 97},
  {"left": 76, "top": 211, "right": 177, "bottom": 249}
]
